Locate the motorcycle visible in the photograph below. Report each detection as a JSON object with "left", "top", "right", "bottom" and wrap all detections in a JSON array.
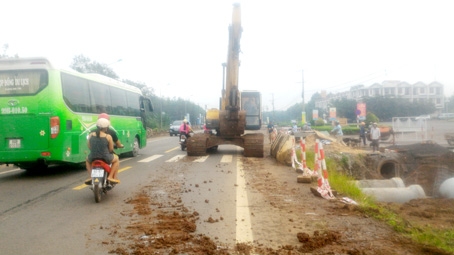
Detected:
[
  {"left": 89, "top": 159, "right": 116, "bottom": 203},
  {"left": 179, "top": 132, "right": 188, "bottom": 151}
]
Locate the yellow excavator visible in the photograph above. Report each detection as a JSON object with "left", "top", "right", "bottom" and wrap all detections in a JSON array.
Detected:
[{"left": 187, "top": 3, "right": 264, "bottom": 157}]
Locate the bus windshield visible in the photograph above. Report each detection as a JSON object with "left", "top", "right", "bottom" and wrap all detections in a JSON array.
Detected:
[{"left": 0, "top": 70, "right": 48, "bottom": 96}]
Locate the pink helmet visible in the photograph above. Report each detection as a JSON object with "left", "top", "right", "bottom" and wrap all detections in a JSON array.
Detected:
[{"left": 98, "top": 113, "right": 110, "bottom": 120}]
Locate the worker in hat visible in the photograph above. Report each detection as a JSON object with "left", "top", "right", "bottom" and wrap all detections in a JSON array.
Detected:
[
  {"left": 370, "top": 122, "right": 381, "bottom": 152},
  {"left": 85, "top": 117, "right": 120, "bottom": 184},
  {"left": 330, "top": 121, "right": 346, "bottom": 145},
  {"left": 359, "top": 122, "right": 366, "bottom": 146}
]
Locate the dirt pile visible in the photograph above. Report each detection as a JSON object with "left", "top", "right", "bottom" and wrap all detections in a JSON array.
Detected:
[{"left": 99, "top": 130, "right": 454, "bottom": 255}]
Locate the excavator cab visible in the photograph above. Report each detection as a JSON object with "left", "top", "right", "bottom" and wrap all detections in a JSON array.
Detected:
[{"left": 241, "top": 91, "right": 262, "bottom": 130}]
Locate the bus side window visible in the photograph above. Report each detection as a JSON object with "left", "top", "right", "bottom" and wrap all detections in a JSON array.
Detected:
[
  {"left": 61, "top": 73, "right": 91, "bottom": 113},
  {"left": 111, "top": 87, "right": 128, "bottom": 116}
]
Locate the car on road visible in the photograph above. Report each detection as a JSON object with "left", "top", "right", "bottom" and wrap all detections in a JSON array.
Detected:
[
  {"left": 169, "top": 120, "right": 183, "bottom": 136},
  {"left": 415, "top": 115, "right": 431, "bottom": 120},
  {"left": 437, "top": 113, "right": 454, "bottom": 120}
]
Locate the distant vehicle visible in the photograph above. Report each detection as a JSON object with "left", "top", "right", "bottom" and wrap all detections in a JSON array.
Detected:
[
  {"left": 415, "top": 115, "right": 431, "bottom": 120},
  {"left": 437, "top": 113, "right": 454, "bottom": 120},
  {"left": 169, "top": 120, "right": 183, "bottom": 136}
]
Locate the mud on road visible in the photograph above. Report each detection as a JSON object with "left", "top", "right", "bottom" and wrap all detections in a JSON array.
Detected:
[{"left": 94, "top": 131, "right": 453, "bottom": 255}]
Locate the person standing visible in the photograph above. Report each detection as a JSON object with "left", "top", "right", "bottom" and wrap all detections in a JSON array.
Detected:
[
  {"left": 292, "top": 124, "right": 298, "bottom": 134},
  {"left": 359, "top": 122, "right": 367, "bottom": 146},
  {"left": 267, "top": 121, "right": 276, "bottom": 143},
  {"left": 331, "top": 121, "right": 344, "bottom": 145},
  {"left": 370, "top": 122, "right": 381, "bottom": 152},
  {"left": 267, "top": 121, "right": 274, "bottom": 133}
]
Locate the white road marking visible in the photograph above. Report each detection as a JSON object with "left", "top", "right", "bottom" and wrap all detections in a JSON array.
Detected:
[
  {"left": 236, "top": 157, "right": 253, "bottom": 243},
  {"left": 166, "top": 155, "right": 186, "bottom": 162},
  {"left": 0, "top": 168, "right": 22, "bottom": 175},
  {"left": 193, "top": 156, "right": 209, "bottom": 162},
  {"left": 221, "top": 155, "right": 233, "bottom": 163},
  {"left": 138, "top": 154, "right": 163, "bottom": 162}
]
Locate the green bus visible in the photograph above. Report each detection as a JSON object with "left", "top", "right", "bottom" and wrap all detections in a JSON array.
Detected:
[{"left": 0, "top": 57, "right": 153, "bottom": 170}]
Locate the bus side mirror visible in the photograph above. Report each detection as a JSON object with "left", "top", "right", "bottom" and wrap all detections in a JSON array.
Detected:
[{"left": 140, "top": 97, "right": 154, "bottom": 112}]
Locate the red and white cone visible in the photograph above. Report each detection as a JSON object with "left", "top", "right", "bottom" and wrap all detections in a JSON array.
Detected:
[
  {"left": 316, "top": 140, "right": 335, "bottom": 199},
  {"left": 300, "top": 138, "right": 314, "bottom": 176}
]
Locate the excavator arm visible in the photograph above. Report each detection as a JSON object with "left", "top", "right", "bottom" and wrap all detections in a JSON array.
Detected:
[
  {"left": 222, "top": 3, "right": 242, "bottom": 112},
  {"left": 187, "top": 4, "right": 264, "bottom": 157}
]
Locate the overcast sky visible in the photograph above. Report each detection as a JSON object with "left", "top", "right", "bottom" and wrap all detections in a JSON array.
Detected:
[{"left": 3, "top": 0, "right": 454, "bottom": 111}]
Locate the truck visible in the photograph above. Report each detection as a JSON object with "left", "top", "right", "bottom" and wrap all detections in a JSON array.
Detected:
[
  {"left": 186, "top": 3, "right": 264, "bottom": 157},
  {"left": 445, "top": 133, "right": 454, "bottom": 146}
]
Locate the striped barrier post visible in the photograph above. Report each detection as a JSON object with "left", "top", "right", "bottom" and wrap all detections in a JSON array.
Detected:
[
  {"left": 300, "top": 138, "right": 307, "bottom": 169},
  {"left": 300, "top": 138, "right": 315, "bottom": 176},
  {"left": 316, "top": 140, "right": 335, "bottom": 199},
  {"left": 314, "top": 139, "right": 321, "bottom": 178},
  {"left": 291, "top": 137, "right": 303, "bottom": 170}
]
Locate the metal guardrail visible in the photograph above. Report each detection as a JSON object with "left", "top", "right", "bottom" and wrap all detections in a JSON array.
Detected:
[{"left": 392, "top": 117, "right": 429, "bottom": 142}]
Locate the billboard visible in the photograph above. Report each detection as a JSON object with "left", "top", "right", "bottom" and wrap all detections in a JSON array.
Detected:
[
  {"left": 356, "top": 103, "right": 366, "bottom": 120},
  {"left": 312, "top": 109, "right": 319, "bottom": 119},
  {"left": 329, "top": 107, "right": 336, "bottom": 120}
]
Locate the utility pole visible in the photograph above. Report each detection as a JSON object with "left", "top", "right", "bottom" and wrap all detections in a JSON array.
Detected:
[
  {"left": 302, "top": 69, "right": 305, "bottom": 111},
  {"left": 302, "top": 69, "right": 306, "bottom": 124}
]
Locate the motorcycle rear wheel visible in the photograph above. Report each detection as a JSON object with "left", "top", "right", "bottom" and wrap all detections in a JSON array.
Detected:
[{"left": 94, "top": 183, "right": 102, "bottom": 203}]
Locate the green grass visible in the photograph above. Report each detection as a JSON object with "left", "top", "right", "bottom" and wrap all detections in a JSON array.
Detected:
[{"left": 323, "top": 157, "right": 454, "bottom": 254}]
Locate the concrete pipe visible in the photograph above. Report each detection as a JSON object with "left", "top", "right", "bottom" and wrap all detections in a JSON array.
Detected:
[
  {"left": 377, "top": 158, "right": 404, "bottom": 179},
  {"left": 354, "top": 177, "right": 405, "bottom": 188},
  {"left": 361, "top": 184, "right": 426, "bottom": 203},
  {"left": 439, "top": 178, "right": 454, "bottom": 199}
]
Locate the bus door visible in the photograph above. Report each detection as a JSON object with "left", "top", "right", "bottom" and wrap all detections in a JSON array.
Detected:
[{"left": 140, "top": 96, "right": 154, "bottom": 129}]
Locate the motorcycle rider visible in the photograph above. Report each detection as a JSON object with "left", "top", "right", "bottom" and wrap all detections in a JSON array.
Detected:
[
  {"left": 97, "top": 113, "right": 124, "bottom": 149},
  {"left": 179, "top": 119, "right": 193, "bottom": 139},
  {"left": 84, "top": 118, "right": 120, "bottom": 185}
]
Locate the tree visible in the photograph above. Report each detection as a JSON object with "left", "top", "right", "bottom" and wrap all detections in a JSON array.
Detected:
[
  {"left": 0, "top": 44, "right": 18, "bottom": 59},
  {"left": 363, "top": 96, "right": 436, "bottom": 120},
  {"left": 70, "top": 54, "right": 118, "bottom": 79},
  {"left": 331, "top": 98, "right": 357, "bottom": 121}
]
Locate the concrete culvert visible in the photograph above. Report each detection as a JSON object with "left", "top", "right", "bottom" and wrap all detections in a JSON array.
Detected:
[
  {"left": 362, "top": 184, "right": 426, "bottom": 203},
  {"left": 379, "top": 160, "right": 398, "bottom": 179},
  {"left": 439, "top": 178, "right": 454, "bottom": 198},
  {"left": 354, "top": 177, "right": 405, "bottom": 188}
]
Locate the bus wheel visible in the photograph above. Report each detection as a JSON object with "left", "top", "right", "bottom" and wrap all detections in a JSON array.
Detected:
[
  {"left": 126, "top": 137, "right": 140, "bottom": 157},
  {"left": 20, "top": 160, "right": 48, "bottom": 173}
]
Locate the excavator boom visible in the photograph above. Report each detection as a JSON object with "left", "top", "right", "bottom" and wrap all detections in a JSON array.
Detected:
[{"left": 187, "top": 4, "right": 264, "bottom": 157}]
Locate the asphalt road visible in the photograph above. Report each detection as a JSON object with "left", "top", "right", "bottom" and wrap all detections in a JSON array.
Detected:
[{"left": 0, "top": 135, "right": 253, "bottom": 254}]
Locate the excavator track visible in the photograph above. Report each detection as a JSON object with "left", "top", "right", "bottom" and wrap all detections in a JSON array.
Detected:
[
  {"left": 243, "top": 133, "right": 264, "bottom": 157},
  {"left": 187, "top": 134, "right": 208, "bottom": 156}
]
